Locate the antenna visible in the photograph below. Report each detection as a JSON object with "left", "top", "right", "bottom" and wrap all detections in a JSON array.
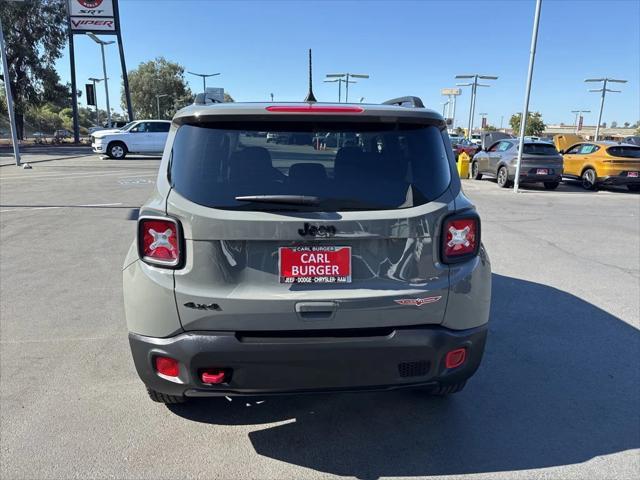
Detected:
[{"left": 304, "top": 49, "right": 317, "bottom": 103}]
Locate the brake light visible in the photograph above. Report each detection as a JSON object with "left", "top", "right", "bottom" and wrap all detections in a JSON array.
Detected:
[
  {"left": 155, "top": 356, "right": 179, "bottom": 377},
  {"left": 138, "top": 217, "right": 182, "bottom": 267},
  {"left": 442, "top": 215, "right": 480, "bottom": 264},
  {"left": 265, "top": 105, "right": 364, "bottom": 113}
]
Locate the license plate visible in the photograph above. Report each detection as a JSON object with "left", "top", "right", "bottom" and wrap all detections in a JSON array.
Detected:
[
  {"left": 628, "top": 171, "right": 639, "bottom": 178},
  {"left": 279, "top": 246, "right": 351, "bottom": 284},
  {"left": 536, "top": 169, "right": 549, "bottom": 175}
]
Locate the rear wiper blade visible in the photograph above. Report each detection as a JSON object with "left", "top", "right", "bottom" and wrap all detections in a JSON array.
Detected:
[{"left": 235, "top": 195, "right": 321, "bottom": 205}]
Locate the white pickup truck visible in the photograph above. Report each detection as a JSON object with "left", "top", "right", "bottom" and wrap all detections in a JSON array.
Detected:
[{"left": 91, "top": 120, "right": 171, "bottom": 159}]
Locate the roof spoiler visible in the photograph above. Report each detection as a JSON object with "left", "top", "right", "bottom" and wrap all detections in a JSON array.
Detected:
[
  {"left": 194, "top": 92, "right": 223, "bottom": 105},
  {"left": 382, "top": 96, "right": 425, "bottom": 108}
]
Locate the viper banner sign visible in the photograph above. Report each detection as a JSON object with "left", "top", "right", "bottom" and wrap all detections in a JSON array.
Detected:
[
  {"left": 68, "top": 0, "right": 116, "bottom": 33},
  {"left": 66, "top": 0, "right": 133, "bottom": 142}
]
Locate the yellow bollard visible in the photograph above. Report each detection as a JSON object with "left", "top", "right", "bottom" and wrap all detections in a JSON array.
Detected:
[{"left": 457, "top": 152, "right": 471, "bottom": 179}]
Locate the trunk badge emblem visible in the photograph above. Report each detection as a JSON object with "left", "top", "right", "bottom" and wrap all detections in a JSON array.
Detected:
[{"left": 394, "top": 296, "right": 442, "bottom": 307}]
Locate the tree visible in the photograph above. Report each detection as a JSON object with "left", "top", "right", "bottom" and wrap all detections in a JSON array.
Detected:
[
  {"left": 509, "top": 111, "right": 546, "bottom": 136},
  {"left": 624, "top": 122, "right": 630, "bottom": 128},
  {"left": 611, "top": 121, "right": 618, "bottom": 128},
  {"left": 0, "top": 0, "right": 69, "bottom": 138},
  {"left": 123, "top": 57, "right": 193, "bottom": 119},
  {"left": 484, "top": 125, "right": 498, "bottom": 132},
  {"left": 455, "top": 126, "right": 465, "bottom": 136}
]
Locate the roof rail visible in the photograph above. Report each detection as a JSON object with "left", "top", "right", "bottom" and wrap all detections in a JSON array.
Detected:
[
  {"left": 194, "top": 92, "right": 223, "bottom": 105},
  {"left": 382, "top": 96, "right": 425, "bottom": 108}
]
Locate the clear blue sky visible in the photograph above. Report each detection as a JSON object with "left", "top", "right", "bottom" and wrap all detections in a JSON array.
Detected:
[{"left": 56, "top": 0, "right": 640, "bottom": 128}]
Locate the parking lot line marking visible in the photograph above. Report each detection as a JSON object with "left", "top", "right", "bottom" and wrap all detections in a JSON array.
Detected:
[
  {"left": 0, "top": 170, "right": 135, "bottom": 180},
  {"left": 0, "top": 336, "right": 120, "bottom": 344},
  {"left": 0, "top": 202, "right": 123, "bottom": 213}
]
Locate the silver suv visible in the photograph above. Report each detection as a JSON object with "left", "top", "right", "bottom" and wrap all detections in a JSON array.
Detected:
[{"left": 123, "top": 96, "right": 491, "bottom": 403}]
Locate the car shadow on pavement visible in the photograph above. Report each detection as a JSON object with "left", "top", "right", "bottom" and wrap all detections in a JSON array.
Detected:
[{"left": 168, "top": 273, "right": 640, "bottom": 478}]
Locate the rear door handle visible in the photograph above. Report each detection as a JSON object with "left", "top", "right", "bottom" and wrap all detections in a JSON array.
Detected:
[{"left": 295, "top": 301, "right": 337, "bottom": 320}]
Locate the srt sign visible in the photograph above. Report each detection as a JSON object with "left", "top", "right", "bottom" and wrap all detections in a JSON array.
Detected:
[{"left": 68, "top": 0, "right": 116, "bottom": 32}]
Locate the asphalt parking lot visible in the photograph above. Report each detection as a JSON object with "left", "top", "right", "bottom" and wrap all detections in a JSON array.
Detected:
[{"left": 1, "top": 150, "right": 639, "bottom": 479}]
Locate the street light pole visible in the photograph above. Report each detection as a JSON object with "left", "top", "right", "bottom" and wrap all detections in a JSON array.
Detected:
[
  {"left": 456, "top": 74, "right": 497, "bottom": 140},
  {"left": 156, "top": 94, "right": 168, "bottom": 119},
  {"left": 87, "top": 33, "right": 115, "bottom": 128},
  {"left": 0, "top": 17, "right": 20, "bottom": 166},
  {"left": 513, "top": 0, "right": 542, "bottom": 193},
  {"left": 324, "top": 77, "right": 356, "bottom": 103},
  {"left": 585, "top": 78, "right": 626, "bottom": 141},
  {"left": 187, "top": 71, "right": 221, "bottom": 94},
  {"left": 326, "top": 73, "right": 369, "bottom": 103}
]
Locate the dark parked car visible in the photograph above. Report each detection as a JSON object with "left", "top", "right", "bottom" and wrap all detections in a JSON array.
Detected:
[{"left": 471, "top": 139, "right": 563, "bottom": 189}]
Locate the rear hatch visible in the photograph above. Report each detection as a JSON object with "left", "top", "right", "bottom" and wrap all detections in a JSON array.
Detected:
[
  {"left": 519, "top": 143, "right": 563, "bottom": 173},
  {"left": 167, "top": 114, "right": 456, "bottom": 332},
  {"left": 605, "top": 145, "right": 640, "bottom": 174}
]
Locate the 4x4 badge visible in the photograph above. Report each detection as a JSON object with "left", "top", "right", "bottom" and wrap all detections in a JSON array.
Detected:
[
  {"left": 394, "top": 296, "right": 442, "bottom": 307},
  {"left": 298, "top": 222, "right": 336, "bottom": 237},
  {"left": 184, "top": 302, "right": 221, "bottom": 311}
]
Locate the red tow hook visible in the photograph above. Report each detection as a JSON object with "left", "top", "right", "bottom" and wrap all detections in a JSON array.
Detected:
[{"left": 201, "top": 370, "right": 226, "bottom": 384}]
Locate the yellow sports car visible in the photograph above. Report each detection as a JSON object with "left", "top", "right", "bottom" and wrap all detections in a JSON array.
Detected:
[{"left": 554, "top": 134, "right": 640, "bottom": 191}]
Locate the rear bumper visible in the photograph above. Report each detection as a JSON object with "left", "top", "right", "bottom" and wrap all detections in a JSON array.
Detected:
[
  {"left": 598, "top": 175, "right": 640, "bottom": 186},
  {"left": 514, "top": 173, "right": 562, "bottom": 184},
  {"left": 129, "top": 324, "right": 488, "bottom": 397}
]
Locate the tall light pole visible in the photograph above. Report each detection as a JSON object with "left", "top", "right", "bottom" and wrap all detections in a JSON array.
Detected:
[
  {"left": 0, "top": 17, "right": 20, "bottom": 166},
  {"left": 88, "top": 77, "right": 103, "bottom": 126},
  {"left": 513, "top": 0, "right": 542, "bottom": 193},
  {"left": 585, "top": 78, "right": 626, "bottom": 141},
  {"left": 571, "top": 109, "right": 590, "bottom": 134},
  {"left": 326, "top": 73, "right": 369, "bottom": 103},
  {"left": 155, "top": 94, "right": 168, "bottom": 119},
  {"left": 187, "top": 71, "right": 221, "bottom": 94},
  {"left": 324, "top": 77, "right": 356, "bottom": 102},
  {"left": 87, "top": 33, "right": 115, "bottom": 128},
  {"left": 456, "top": 74, "right": 497, "bottom": 139}
]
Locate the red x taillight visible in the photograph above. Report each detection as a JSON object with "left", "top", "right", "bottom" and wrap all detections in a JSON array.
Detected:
[
  {"left": 441, "top": 215, "right": 480, "bottom": 264},
  {"left": 138, "top": 217, "right": 183, "bottom": 268}
]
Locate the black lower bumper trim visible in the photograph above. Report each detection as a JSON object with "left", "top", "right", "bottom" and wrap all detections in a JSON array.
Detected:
[{"left": 128, "top": 324, "right": 488, "bottom": 397}]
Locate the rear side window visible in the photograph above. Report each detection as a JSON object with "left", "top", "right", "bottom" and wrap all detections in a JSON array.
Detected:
[
  {"left": 150, "top": 122, "right": 170, "bottom": 133},
  {"left": 498, "top": 141, "right": 513, "bottom": 152},
  {"left": 170, "top": 121, "right": 452, "bottom": 211},
  {"left": 607, "top": 146, "right": 640, "bottom": 158},
  {"left": 579, "top": 144, "right": 599, "bottom": 154},
  {"left": 522, "top": 143, "right": 558, "bottom": 155}
]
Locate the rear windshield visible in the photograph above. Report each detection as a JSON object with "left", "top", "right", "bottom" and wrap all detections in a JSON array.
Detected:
[
  {"left": 170, "top": 121, "right": 452, "bottom": 211},
  {"left": 607, "top": 146, "right": 640, "bottom": 158},
  {"left": 522, "top": 143, "right": 558, "bottom": 155}
]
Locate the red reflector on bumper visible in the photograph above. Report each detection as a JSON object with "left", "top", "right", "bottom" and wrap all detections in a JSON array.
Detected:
[
  {"left": 201, "top": 370, "right": 226, "bottom": 384},
  {"left": 445, "top": 348, "right": 466, "bottom": 369},
  {"left": 155, "top": 356, "right": 179, "bottom": 377}
]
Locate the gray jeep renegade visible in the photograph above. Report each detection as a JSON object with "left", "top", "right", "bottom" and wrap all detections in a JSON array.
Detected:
[{"left": 123, "top": 96, "right": 491, "bottom": 404}]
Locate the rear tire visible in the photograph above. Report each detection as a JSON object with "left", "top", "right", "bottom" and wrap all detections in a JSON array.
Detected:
[
  {"left": 497, "top": 166, "right": 511, "bottom": 188},
  {"left": 627, "top": 185, "right": 640, "bottom": 192},
  {"left": 146, "top": 387, "right": 186, "bottom": 404},
  {"left": 471, "top": 161, "right": 482, "bottom": 180},
  {"left": 581, "top": 168, "right": 597, "bottom": 190},
  {"left": 107, "top": 141, "right": 127, "bottom": 159},
  {"left": 543, "top": 181, "right": 560, "bottom": 190}
]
